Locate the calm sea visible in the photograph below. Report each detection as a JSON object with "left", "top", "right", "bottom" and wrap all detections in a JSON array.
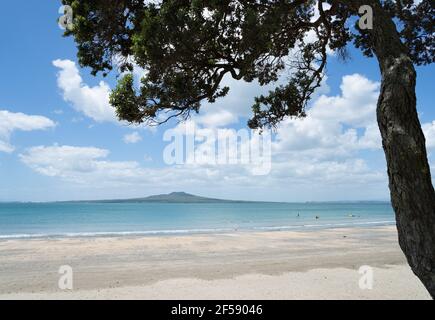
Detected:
[{"left": 0, "top": 202, "right": 395, "bottom": 239}]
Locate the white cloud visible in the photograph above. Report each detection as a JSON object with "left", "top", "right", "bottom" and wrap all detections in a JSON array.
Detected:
[
  {"left": 423, "top": 121, "right": 435, "bottom": 149},
  {"left": 152, "top": 73, "right": 389, "bottom": 197},
  {"left": 20, "top": 145, "right": 159, "bottom": 185},
  {"left": 0, "top": 141, "right": 13, "bottom": 153},
  {"left": 53, "top": 59, "right": 117, "bottom": 123},
  {"left": 18, "top": 72, "right": 434, "bottom": 201},
  {"left": 19, "top": 145, "right": 211, "bottom": 186},
  {"left": 20, "top": 145, "right": 109, "bottom": 178},
  {"left": 123, "top": 132, "right": 142, "bottom": 144},
  {"left": 19, "top": 142, "right": 386, "bottom": 202},
  {"left": 0, "top": 110, "right": 56, "bottom": 153},
  {"left": 273, "top": 74, "right": 381, "bottom": 159}
]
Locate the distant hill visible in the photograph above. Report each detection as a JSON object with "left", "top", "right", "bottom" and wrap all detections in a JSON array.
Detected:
[
  {"left": 1, "top": 195, "right": 391, "bottom": 204},
  {"left": 86, "top": 192, "right": 241, "bottom": 204},
  {"left": 47, "top": 193, "right": 391, "bottom": 204}
]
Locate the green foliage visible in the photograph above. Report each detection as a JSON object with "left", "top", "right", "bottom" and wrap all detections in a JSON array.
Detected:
[
  {"left": 110, "top": 74, "right": 145, "bottom": 123},
  {"left": 62, "top": 0, "right": 434, "bottom": 127}
]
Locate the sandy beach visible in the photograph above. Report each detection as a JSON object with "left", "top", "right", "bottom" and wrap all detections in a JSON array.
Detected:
[{"left": 0, "top": 226, "right": 431, "bottom": 300}]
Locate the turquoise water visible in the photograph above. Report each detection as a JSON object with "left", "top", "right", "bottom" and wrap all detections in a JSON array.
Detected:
[{"left": 0, "top": 202, "right": 395, "bottom": 239}]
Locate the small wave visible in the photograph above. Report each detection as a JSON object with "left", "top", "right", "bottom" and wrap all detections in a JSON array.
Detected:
[
  {"left": 0, "top": 233, "right": 52, "bottom": 239},
  {"left": 0, "top": 221, "right": 395, "bottom": 240},
  {"left": 253, "top": 220, "right": 395, "bottom": 231},
  {"left": 0, "top": 228, "right": 235, "bottom": 239}
]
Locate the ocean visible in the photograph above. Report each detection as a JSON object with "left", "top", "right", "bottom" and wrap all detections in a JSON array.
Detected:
[{"left": 0, "top": 202, "right": 395, "bottom": 239}]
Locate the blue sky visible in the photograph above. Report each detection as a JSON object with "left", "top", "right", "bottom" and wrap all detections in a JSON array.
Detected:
[{"left": 0, "top": 1, "right": 434, "bottom": 202}]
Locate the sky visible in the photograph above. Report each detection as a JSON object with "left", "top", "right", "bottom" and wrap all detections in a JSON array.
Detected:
[{"left": 0, "top": 1, "right": 434, "bottom": 202}]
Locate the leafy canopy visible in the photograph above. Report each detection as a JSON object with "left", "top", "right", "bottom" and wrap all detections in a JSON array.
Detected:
[{"left": 62, "top": 0, "right": 434, "bottom": 128}]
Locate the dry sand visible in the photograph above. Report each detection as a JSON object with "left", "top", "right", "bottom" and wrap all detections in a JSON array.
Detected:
[{"left": 0, "top": 226, "right": 431, "bottom": 300}]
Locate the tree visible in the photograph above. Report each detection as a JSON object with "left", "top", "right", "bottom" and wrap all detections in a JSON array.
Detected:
[{"left": 61, "top": 0, "right": 435, "bottom": 297}]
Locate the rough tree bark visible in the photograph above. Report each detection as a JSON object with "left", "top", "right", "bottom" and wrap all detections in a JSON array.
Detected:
[{"left": 368, "top": 2, "right": 435, "bottom": 297}]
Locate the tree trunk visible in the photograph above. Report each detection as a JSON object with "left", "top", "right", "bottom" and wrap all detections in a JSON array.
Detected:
[{"left": 368, "top": 2, "right": 435, "bottom": 297}]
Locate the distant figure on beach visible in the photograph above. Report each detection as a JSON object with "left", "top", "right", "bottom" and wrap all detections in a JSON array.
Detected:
[
  {"left": 315, "top": 216, "right": 319, "bottom": 220},
  {"left": 297, "top": 213, "right": 300, "bottom": 218}
]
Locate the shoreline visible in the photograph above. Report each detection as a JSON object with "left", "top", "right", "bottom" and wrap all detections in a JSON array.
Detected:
[
  {"left": 0, "top": 225, "right": 430, "bottom": 299},
  {"left": 0, "top": 220, "right": 396, "bottom": 241}
]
